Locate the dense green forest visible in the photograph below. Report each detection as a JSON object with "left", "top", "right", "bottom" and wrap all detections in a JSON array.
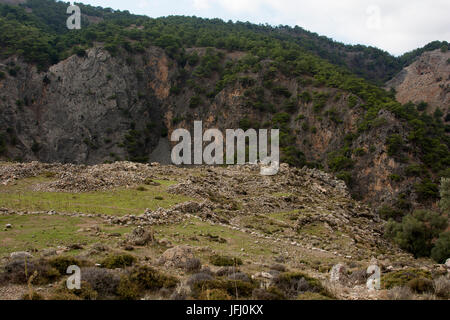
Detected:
[{"left": 0, "top": 0, "right": 448, "bottom": 80}]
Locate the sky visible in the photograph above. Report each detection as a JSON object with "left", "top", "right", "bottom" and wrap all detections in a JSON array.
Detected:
[{"left": 70, "top": 0, "right": 450, "bottom": 56}]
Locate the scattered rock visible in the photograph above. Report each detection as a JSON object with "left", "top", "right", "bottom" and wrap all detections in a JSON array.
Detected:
[
  {"left": 158, "top": 245, "right": 195, "bottom": 268},
  {"left": 126, "top": 226, "right": 154, "bottom": 246},
  {"left": 10, "top": 251, "right": 33, "bottom": 260}
]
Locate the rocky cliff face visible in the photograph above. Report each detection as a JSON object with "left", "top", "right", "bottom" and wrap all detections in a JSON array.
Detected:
[
  {"left": 387, "top": 49, "right": 450, "bottom": 117},
  {"left": 0, "top": 46, "right": 170, "bottom": 164},
  {"left": 0, "top": 45, "right": 437, "bottom": 211}
]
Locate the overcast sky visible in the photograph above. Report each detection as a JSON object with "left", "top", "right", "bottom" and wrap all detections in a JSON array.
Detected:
[{"left": 71, "top": 0, "right": 450, "bottom": 56}]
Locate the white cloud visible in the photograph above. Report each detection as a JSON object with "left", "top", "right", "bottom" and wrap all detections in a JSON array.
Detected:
[
  {"left": 188, "top": 0, "right": 450, "bottom": 55},
  {"left": 78, "top": 0, "right": 449, "bottom": 55}
]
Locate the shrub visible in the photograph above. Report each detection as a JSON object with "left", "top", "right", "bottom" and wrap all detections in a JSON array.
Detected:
[
  {"left": 405, "top": 163, "right": 427, "bottom": 177},
  {"left": 22, "top": 292, "right": 44, "bottom": 300},
  {"left": 198, "top": 289, "right": 232, "bottom": 300},
  {"left": 386, "top": 134, "right": 406, "bottom": 157},
  {"left": 184, "top": 258, "right": 202, "bottom": 273},
  {"left": 298, "top": 91, "right": 311, "bottom": 104},
  {"left": 0, "top": 259, "right": 60, "bottom": 285},
  {"left": 328, "top": 155, "right": 354, "bottom": 172},
  {"left": 381, "top": 269, "right": 431, "bottom": 289},
  {"left": 101, "top": 254, "right": 136, "bottom": 269},
  {"left": 407, "top": 278, "right": 434, "bottom": 294},
  {"left": 348, "top": 95, "right": 358, "bottom": 108},
  {"left": 53, "top": 281, "right": 99, "bottom": 300},
  {"left": 431, "top": 232, "right": 450, "bottom": 263},
  {"left": 48, "top": 292, "right": 81, "bottom": 300},
  {"left": 81, "top": 267, "right": 121, "bottom": 298},
  {"left": 297, "top": 292, "right": 333, "bottom": 300},
  {"left": 440, "top": 178, "right": 450, "bottom": 212},
  {"left": 49, "top": 256, "right": 83, "bottom": 274},
  {"left": 116, "top": 276, "right": 141, "bottom": 300},
  {"left": 189, "top": 95, "right": 201, "bottom": 108},
  {"left": 191, "top": 279, "right": 256, "bottom": 298},
  {"left": 129, "top": 266, "right": 178, "bottom": 291},
  {"left": 210, "top": 255, "right": 243, "bottom": 267},
  {"left": 433, "top": 276, "right": 450, "bottom": 299},
  {"left": 227, "top": 272, "right": 251, "bottom": 282},
  {"left": 187, "top": 272, "right": 214, "bottom": 287},
  {"left": 414, "top": 179, "right": 440, "bottom": 202},
  {"left": 378, "top": 205, "right": 404, "bottom": 221},
  {"left": 272, "top": 272, "right": 332, "bottom": 299},
  {"left": 386, "top": 286, "right": 413, "bottom": 300},
  {"left": 252, "top": 287, "right": 286, "bottom": 300},
  {"left": 385, "top": 210, "right": 448, "bottom": 258}
]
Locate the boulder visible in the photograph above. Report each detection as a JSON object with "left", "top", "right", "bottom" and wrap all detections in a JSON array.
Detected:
[
  {"left": 126, "top": 226, "right": 153, "bottom": 246},
  {"left": 10, "top": 251, "right": 33, "bottom": 260},
  {"left": 158, "top": 245, "right": 195, "bottom": 268}
]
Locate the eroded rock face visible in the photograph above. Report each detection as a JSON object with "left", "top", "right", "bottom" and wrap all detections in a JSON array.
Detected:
[
  {"left": 387, "top": 49, "right": 450, "bottom": 116},
  {"left": 0, "top": 46, "right": 168, "bottom": 164}
]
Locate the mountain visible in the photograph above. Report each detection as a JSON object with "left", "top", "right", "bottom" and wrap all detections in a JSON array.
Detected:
[
  {"left": 0, "top": 2, "right": 448, "bottom": 222},
  {"left": 387, "top": 49, "right": 450, "bottom": 119},
  {"left": 0, "top": 0, "right": 449, "bottom": 301}
]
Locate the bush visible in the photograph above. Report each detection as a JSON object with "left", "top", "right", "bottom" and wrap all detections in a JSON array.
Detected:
[
  {"left": 53, "top": 281, "right": 99, "bottom": 300},
  {"left": 386, "top": 286, "right": 413, "bottom": 300},
  {"left": 431, "top": 232, "right": 450, "bottom": 263},
  {"left": 129, "top": 266, "right": 178, "bottom": 291},
  {"left": 272, "top": 272, "right": 332, "bottom": 299},
  {"left": 22, "top": 292, "right": 44, "bottom": 300},
  {"left": 49, "top": 256, "right": 83, "bottom": 274},
  {"left": 101, "top": 254, "right": 136, "bottom": 269},
  {"left": 116, "top": 276, "right": 141, "bottom": 300},
  {"left": 385, "top": 210, "right": 448, "bottom": 258},
  {"left": 297, "top": 292, "right": 333, "bottom": 300},
  {"left": 414, "top": 179, "right": 440, "bottom": 202},
  {"left": 407, "top": 278, "right": 434, "bottom": 294},
  {"left": 440, "top": 178, "right": 450, "bottom": 212},
  {"left": 252, "top": 287, "right": 286, "bottom": 300},
  {"left": 198, "top": 289, "right": 232, "bottom": 300},
  {"left": 210, "top": 255, "right": 243, "bottom": 267},
  {"left": 184, "top": 258, "right": 202, "bottom": 273},
  {"left": 187, "top": 272, "right": 214, "bottom": 287},
  {"left": 386, "top": 134, "right": 406, "bottom": 157},
  {"left": 189, "top": 95, "right": 201, "bottom": 108},
  {"left": 328, "top": 155, "right": 354, "bottom": 172},
  {"left": 192, "top": 279, "right": 257, "bottom": 298},
  {"left": 378, "top": 205, "right": 404, "bottom": 221},
  {"left": 0, "top": 259, "right": 60, "bottom": 285},
  {"left": 433, "top": 276, "right": 450, "bottom": 299},
  {"left": 381, "top": 269, "right": 431, "bottom": 289},
  {"left": 81, "top": 267, "right": 121, "bottom": 298}
]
